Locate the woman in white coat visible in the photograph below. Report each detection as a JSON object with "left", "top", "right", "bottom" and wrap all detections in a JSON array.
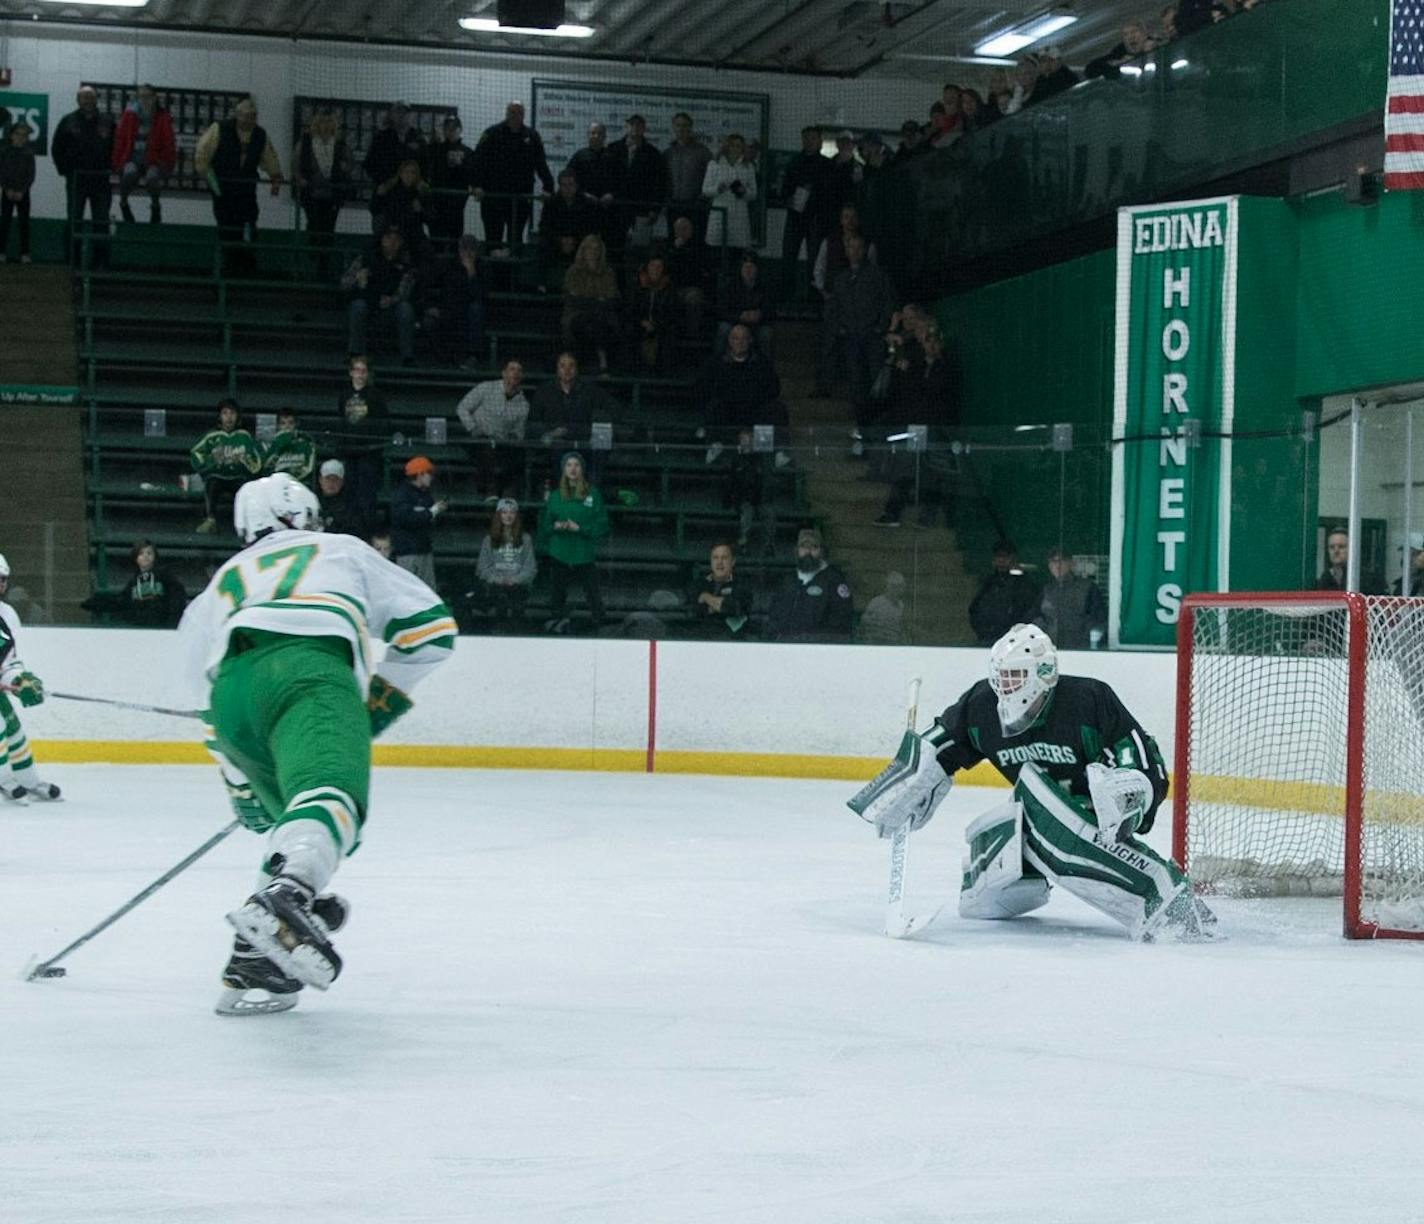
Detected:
[{"left": 701, "top": 133, "right": 757, "bottom": 250}]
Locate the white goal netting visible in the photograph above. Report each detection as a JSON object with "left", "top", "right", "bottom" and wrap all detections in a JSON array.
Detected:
[{"left": 1181, "top": 596, "right": 1424, "bottom": 935}]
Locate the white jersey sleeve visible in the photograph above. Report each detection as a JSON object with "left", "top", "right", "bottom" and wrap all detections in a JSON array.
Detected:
[
  {"left": 0, "top": 601, "right": 24, "bottom": 686},
  {"left": 179, "top": 529, "right": 457, "bottom": 703}
]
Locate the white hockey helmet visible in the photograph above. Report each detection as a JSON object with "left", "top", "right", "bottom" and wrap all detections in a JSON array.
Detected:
[
  {"left": 0, "top": 552, "right": 9, "bottom": 596},
  {"left": 988, "top": 623, "right": 1059, "bottom": 735},
  {"left": 234, "top": 473, "right": 323, "bottom": 544}
]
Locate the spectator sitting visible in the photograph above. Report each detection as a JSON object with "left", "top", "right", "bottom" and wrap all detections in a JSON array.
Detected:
[
  {"left": 475, "top": 497, "right": 537, "bottom": 631},
  {"left": 610, "top": 113, "right": 669, "bottom": 251},
  {"left": 536, "top": 451, "right": 609, "bottom": 635},
  {"left": 562, "top": 234, "right": 622, "bottom": 375},
  {"left": 1085, "top": 20, "right": 1157, "bottom": 78},
  {"left": 618, "top": 589, "right": 681, "bottom": 640},
  {"left": 690, "top": 540, "right": 752, "bottom": 640},
  {"left": 627, "top": 253, "right": 678, "bottom": 375},
  {"left": 371, "top": 157, "right": 430, "bottom": 255},
  {"left": 1030, "top": 47, "right": 1080, "bottom": 104},
  {"left": 191, "top": 397, "right": 261, "bottom": 533},
  {"left": 424, "top": 233, "right": 488, "bottom": 368},
  {"left": 423, "top": 115, "right": 475, "bottom": 254},
  {"left": 827, "top": 233, "right": 897, "bottom": 456},
  {"left": 531, "top": 351, "right": 620, "bottom": 485},
  {"left": 316, "top": 458, "right": 371, "bottom": 538},
  {"left": 334, "top": 355, "right": 389, "bottom": 528},
  {"left": 665, "top": 215, "right": 711, "bottom": 338},
  {"left": 858, "top": 571, "right": 909, "bottom": 645},
  {"left": 112, "top": 84, "right": 176, "bottom": 224},
  {"left": 701, "top": 324, "right": 788, "bottom": 456},
  {"left": 0, "top": 122, "right": 36, "bottom": 263},
  {"left": 364, "top": 102, "right": 424, "bottom": 191},
  {"left": 702, "top": 133, "right": 757, "bottom": 251},
  {"left": 768, "top": 527, "right": 853, "bottom": 643},
  {"left": 540, "top": 168, "right": 599, "bottom": 291},
  {"left": 343, "top": 226, "right": 418, "bottom": 366},
  {"left": 968, "top": 541, "right": 1041, "bottom": 645},
  {"left": 456, "top": 358, "right": 530, "bottom": 500},
  {"left": 292, "top": 107, "right": 353, "bottom": 278},
  {"left": 390, "top": 455, "right": 448, "bottom": 587},
  {"left": 1034, "top": 548, "right": 1107, "bottom": 650},
  {"left": 370, "top": 528, "right": 394, "bottom": 559},
  {"left": 262, "top": 407, "right": 316, "bottom": 482},
  {"left": 722, "top": 428, "right": 778, "bottom": 555},
  {"left": 715, "top": 251, "right": 773, "bottom": 358},
  {"left": 80, "top": 539, "right": 187, "bottom": 628}
]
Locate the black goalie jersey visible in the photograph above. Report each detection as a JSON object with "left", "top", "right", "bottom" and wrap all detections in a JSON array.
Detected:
[{"left": 932, "top": 676, "right": 1169, "bottom": 833}]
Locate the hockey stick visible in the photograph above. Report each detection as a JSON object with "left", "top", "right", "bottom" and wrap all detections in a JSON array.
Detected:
[
  {"left": 47, "top": 691, "right": 204, "bottom": 720},
  {"left": 21, "top": 820, "right": 241, "bottom": 981},
  {"left": 885, "top": 677, "right": 927, "bottom": 939}
]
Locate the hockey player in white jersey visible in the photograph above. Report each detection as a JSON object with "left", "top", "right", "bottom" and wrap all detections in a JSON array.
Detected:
[
  {"left": 0, "top": 553, "right": 61, "bottom": 803},
  {"left": 178, "top": 474, "right": 457, "bottom": 1015}
]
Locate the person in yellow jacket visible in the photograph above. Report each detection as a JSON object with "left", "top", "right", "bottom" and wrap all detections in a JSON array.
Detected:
[{"left": 536, "top": 451, "right": 609, "bottom": 635}]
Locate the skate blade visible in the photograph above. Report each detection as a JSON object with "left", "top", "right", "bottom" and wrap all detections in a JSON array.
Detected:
[
  {"left": 226, "top": 905, "right": 336, "bottom": 991},
  {"left": 215, "top": 986, "right": 301, "bottom": 1017}
]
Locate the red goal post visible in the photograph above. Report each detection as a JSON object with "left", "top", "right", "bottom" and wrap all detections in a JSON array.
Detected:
[{"left": 1173, "top": 590, "right": 1424, "bottom": 940}]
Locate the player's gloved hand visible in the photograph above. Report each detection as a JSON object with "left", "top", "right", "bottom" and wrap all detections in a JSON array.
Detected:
[
  {"left": 367, "top": 674, "right": 413, "bottom": 738},
  {"left": 12, "top": 672, "right": 44, "bottom": 707},
  {"left": 1086, "top": 762, "right": 1153, "bottom": 843},
  {"left": 224, "top": 775, "right": 274, "bottom": 832},
  {"left": 848, "top": 728, "right": 952, "bottom": 839}
]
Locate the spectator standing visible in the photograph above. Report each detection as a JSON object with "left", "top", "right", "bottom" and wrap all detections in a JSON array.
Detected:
[
  {"left": 370, "top": 158, "right": 430, "bottom": 255},
  {"left": 1156, "top": 3, "right": 1180, "bottom": 43},
  {"left": 476, "top": 498, "right": 537, "bottom": 630},
  {"left": 1173, "top": 0, "right": 1214, "bottom": 34},
  {"left": 456, "top": 358, "right": 530, "bottom": 500},
  {"left": 561, "top": 234, "right": 622, "bottom": 374},
  {"left": 826, "top": 131, "right": 862, "bottom": 219},
  {"left": 315, "top": 459, "right": 372, "bottom": 539},
  {"left": 827, "top": 234, "right": 897, "bottom": 455},
  {"left": 293, "top": 108, "right": 353, "bottom": 278},
  {"left": 193, "top": 97, "right": 282, "bottom": 275},
  {"left": 691, "top": 541, "right": 752, "bottom": 640},
  {"left": 423, "top": 115, "right": 475, "bottom": 253},
  {"left": 609, "top": 114, "right": 668, "bottom": 250},
  {"left": 343, "top": 226, "right": 418, "bottom": 365},
  {"left": 363, "top": 103, "right": 424, "bottom": 190},
  {"left": 1395, "top": 533, "right": 1424, "bottom": 596},
  {"left": 425, "top": 233, "right": 488, "bottom": 367},
  {"left": 1030, "top": 48, "right": 1080, "bottom": 104},
  {"left": 876, "top": 325, "right": 958, "bottom": 527},
  {"left": 960, "top": 89, "right": 986, "bottom": 133},
  {"left": 390, "top": 456, "right": 448, "bottom": 587},
  {"left": 51, "top": 85, "right": 114, "bottom": 268},
  {"left": 722, "top": 428, "right": 777, "bottom": 554},
  {"left": 112, "top": 84, "right": 175, "bottom": 224},
  {"left": 858, "top": 571, "right": 909, "bottom": 644},
  {"left": 665, "top": 214, "right": 711, "bottom": 339},
  {"left": 566, "top": 122, "right": 622, "bottom": 252},
  {"left": 0, "top": 122, "right": 35, "bottom": 263},
  {"left": 80, "top": 540, "right": 187, "bottom": 628},
  {"left": 702, "top": 134, "right": 757, "bottom": 251},
  {"left": 531, "top": 352, "right": 619, "bottom": 483},
  {"left": 769, "top": 528, "right": 853, "bottom": 643},
  {"left": 715, "top": 251, "right": 774, "bottom": 357},
  {"left": 968, "top": 541, "right": 1040, "bottom": 645},
  {"left": 540, "top": 168, "right": 599, "bottom": 291},
  {"left": 812, "top": 203, "right": 878, "bottom": 303},
  {"left": 627, "top": 254, "right": 678, "bottom": 375},
  {"left": 665, "top": 111, "right": 713, "bottom": 237},
  {"left": 893, "top": 120, "right": 927, "bottom": 165},
  {"left": 536, "top": 452, "right": 609, "bottom": 635},
  {"left": 1085, "top": 21, "right": 1157, "bottom": 78},
  {"left": 1034, "top": 549, "right": 1107, "bottom": 650},
  {"left": 1315, "top": 528, "right": 1383, "bottom": 594},
  {"left": 262, "top": 408, "right": 316, "bottom": 482},
  {"left": 334, "top": 356, "right": 389, "bottom": 529},
  {"left": 473, "top": 101, "right": 554, "bottom": 253},
  {"left": 190, "top": 398, "right": 262, "bottom": 533},
  {"left": 779, "top": 125, "right": 833, "bottom": 303}
]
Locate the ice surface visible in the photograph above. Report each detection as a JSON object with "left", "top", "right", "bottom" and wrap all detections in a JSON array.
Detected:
[{"left": 4, "top": 767, "right": 1424, "bottom": 1223}]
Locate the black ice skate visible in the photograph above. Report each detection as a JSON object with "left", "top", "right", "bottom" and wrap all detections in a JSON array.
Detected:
[
  {"left": 22, "top": 780, "right": 61, "bottom": 801},
  {"left": 215, "top": 939, "right": 305, "bottom": 1017},
  {"left": 225, "top": 878, "right": 345, "bottom": 990},
  {"left": 0, "top": 780, "right": 27, "bottom": 804}
]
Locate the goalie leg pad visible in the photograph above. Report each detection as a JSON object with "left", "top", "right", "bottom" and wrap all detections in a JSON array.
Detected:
[
  {"left": 847, "top": 729, "right": 952, "bottom": 838},
  {"left": 1015, "top": 764, "right": 1193, "bottom": 940},
  {"left": 959, "top": 799, "right": 1051, "bottom": 920}
]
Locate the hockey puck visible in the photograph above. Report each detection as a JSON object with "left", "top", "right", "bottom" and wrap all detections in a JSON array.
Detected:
[
  {"left": 36, "top": 966, "right": 66, "bottom": 979},
  {"left": 19, "top": 956, "right": 66, "bottom": 981}
]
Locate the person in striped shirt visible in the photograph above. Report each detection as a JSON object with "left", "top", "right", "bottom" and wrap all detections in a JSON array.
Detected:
[{"left": 178, "top": 473, "right": 457, "bottom": 1015}]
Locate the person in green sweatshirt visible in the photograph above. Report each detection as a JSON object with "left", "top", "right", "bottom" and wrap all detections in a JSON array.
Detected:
[
  {"left": 262, "top": 407, "right": 316, "bottom": 484},
  {"left": 191, "top": 397, "right": 262, "bottom": 533},
  {"left": 536, "top": 451, "right": 609, "bottom": 635}
]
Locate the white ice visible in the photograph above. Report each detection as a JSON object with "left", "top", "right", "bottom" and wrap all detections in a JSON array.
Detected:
[{"left": 4, "top": 767, "right": 1424, "bottom": 1224}]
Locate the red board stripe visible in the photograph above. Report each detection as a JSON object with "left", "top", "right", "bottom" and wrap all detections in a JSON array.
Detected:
[{"left": 646, "top": 639, "right": 658, "bottom": 773}]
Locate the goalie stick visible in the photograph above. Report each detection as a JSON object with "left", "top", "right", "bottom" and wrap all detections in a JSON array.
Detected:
[
  {"left": 884, "top": 677, "right": 945, "bottom": 939},
  {"left": 21, "top": 820, "right": 240, "bottom": 982}
]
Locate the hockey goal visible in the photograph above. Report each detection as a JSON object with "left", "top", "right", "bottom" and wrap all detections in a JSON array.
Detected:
[{"left": 1173, "top": 591, "right": 1424, "bottom": 939}]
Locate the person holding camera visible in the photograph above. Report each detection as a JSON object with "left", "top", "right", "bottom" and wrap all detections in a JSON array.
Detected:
[{"left": 702, "top": 133, "right": 758, "bottom": 251}]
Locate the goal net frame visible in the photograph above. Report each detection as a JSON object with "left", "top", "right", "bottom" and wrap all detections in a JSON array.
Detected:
[{"left": 1173, "top": 589, "right": 1424, "bottom": 941}]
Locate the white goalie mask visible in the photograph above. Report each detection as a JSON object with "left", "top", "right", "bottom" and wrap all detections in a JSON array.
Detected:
[
  {"left": 234, "top": 473, "right": 323, "bottom": 544},
  {"left": 0, "top": 552, "right": 9, "bottom": 598},
  {"left": 988, "top": 623, "right": 1059, "bottom": 735}
]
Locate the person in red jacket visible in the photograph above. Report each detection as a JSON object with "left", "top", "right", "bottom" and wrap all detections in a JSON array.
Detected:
[{"left": 111, "top": 84, "right": 176, "bottom": 224}]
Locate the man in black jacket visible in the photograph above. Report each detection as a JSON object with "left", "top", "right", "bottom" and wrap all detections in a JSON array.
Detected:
[
  {"left": 423, "top": 115, "right": 475, "bottom": 254},
  {"left": 608, "top": 114, "right": 668, "bottom": 252},
  {"left": 530, "top": 351, "right": 620, "bottom": 483},
  {"left": 364, "top": 102, "right": 425, "bottom": 191},
  {"left": 968, "top": 541, "right": 1041, "bottom": 645},
  {"left": 51, "top": 85, "right": 114, "bottom": 268},
  {"left": 702, "top": 323, "right": 786, "bottom": 450},
  {"left": 690, "top": 541, "right": 753, "bottom": 639},
  {"left": 389, "top": 455, "right": 448, "bottom": 587},
  {"left": 769, "top": 528, "right": 853, "bottom": 643},
  {"left": 565, "top": 122, "right": 622, "bottom": 251},
  {"left": 473, "top": 101, "right": 554, "bottom": 252},
  {"left": 779, "top": 126, "right": 833, "bottom": 302}
]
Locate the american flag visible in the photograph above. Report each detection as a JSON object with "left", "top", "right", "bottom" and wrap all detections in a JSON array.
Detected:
[{"left": 1388, "top": 0, "right": 1424, "bottom": 189}]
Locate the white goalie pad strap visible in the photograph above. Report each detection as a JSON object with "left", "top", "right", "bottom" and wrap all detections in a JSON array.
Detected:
[
  {"left": 847, "top": 729, "right": 952, "bottom": 837},
  {"left": 959, "top": 799, "right": 1051, "bottom": 920},
  {"left": 1085, "top": 762, "right": 1153, "bottom": 842}
]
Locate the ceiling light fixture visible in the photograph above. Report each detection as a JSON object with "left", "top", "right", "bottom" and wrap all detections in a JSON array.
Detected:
[
  {"left": 35, "top": 0, "right": 151, "bottom": 6},
  {"left": 459, "top": 17, "right": 595, "bottom": 37},
  {"left": 974, "top": 11, "right": 1078, "bottom": 59}
]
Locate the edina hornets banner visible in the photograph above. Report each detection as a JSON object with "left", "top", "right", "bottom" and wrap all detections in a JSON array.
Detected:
[{"left": 1110, "top": 197, "right": 1238, "bottom": 649}]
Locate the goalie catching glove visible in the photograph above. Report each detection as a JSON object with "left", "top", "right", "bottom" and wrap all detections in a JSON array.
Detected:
[
  {"left": 1085, "top": 762, "right": 1154, "bottom": 844},
  {"left": 847, "top": 725, "right": 953, "bottom": 839},
  {"left": 366, "top": 674, "right": 413, "bottom": 738}
]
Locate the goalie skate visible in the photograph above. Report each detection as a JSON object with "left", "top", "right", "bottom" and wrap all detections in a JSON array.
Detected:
[
  {"left": 225, "top": 879, "right": 345, "bottom": 990},
  {"left": 214, "top": 895, "right": 348, "bottom": 1016}
]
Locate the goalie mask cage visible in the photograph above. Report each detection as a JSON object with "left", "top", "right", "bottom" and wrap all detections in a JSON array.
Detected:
[{"left": 1173, "top": 591, "right": 1424, "bottom": 939}]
